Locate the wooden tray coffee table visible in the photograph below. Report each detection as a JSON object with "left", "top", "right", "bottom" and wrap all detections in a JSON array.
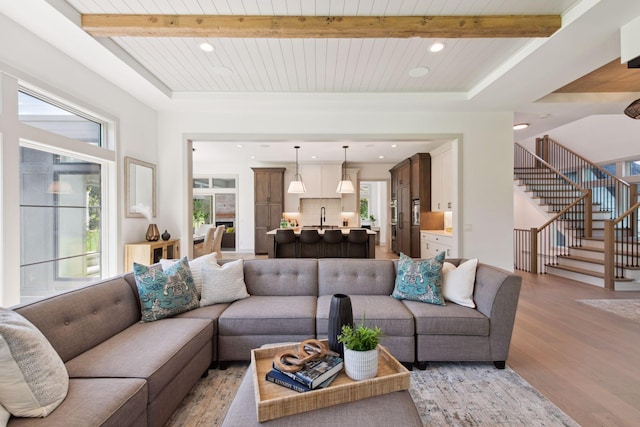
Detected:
[{"left": 250, "top": 341, "right": 410, "bottom": 422}]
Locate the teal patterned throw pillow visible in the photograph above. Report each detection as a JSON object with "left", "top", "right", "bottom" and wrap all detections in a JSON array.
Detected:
[
  {"left": 392, "top": 251, "right": 446, "bottom": 305},
  {"left": 133, "top": 257, "right": 200, "bottom": 322}
]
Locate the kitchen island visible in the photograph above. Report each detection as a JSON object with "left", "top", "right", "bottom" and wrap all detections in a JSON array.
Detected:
[{"left": 265, "top": 228, "right": 376, "bottom": 258}]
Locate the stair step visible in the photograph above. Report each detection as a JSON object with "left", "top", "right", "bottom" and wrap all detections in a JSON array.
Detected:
[
  {"left": 557, "top": 255, "right": 640, "bottom": 269},
  {"left": 546, "top": 264, "right": 633, "bottom": 281},
  {"left": 546, "top": 264, "right": 637, "bottom": 289}
]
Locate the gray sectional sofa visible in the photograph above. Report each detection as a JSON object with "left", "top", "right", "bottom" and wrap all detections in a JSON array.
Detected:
[{"left": 8, "top": 258, "right": 521, "bottom": 427}]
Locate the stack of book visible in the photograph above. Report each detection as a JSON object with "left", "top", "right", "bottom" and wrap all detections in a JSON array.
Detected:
[{"left": 265, "top": 355, "right": 343, "bottom": 393}]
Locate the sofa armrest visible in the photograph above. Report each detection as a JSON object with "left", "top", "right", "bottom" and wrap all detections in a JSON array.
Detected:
[{"left": 473, "top": 263, "right": 522, "bottom": 361}]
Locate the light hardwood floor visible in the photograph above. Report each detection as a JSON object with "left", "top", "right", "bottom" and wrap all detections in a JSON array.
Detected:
[
  {"left": 222, "top": 247, "right": 640, "bottom": 426},
  {"left": 509, "top": 271, "right": 640, "bottom": 427}
]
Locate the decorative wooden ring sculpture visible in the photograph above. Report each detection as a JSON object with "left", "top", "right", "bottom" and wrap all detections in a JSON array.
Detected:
[{"left": 273, "top": 339, "right": 339, "bottom": 373}]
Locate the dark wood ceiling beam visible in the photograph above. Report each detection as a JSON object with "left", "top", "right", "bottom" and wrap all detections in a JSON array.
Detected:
[{"left": 81, "top": 14, "right": 561, "bottom": 38}]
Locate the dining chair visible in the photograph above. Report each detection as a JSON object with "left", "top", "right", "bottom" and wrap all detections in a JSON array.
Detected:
[
  {"left": 211, "top": 225, "right": 225, "bottom": 257},
  {"left": 194, "top": 226, "right": 216, "bottom": 258}
]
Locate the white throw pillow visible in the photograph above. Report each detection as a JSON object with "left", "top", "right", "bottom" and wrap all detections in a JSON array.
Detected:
[
  {"left": 441, "top": 259, "right": 479, "bottom": 308},
  {"left": 0, "top": 403, "right": 10, "bottom": 427},
  {"left": 200, "top": 259, "right": 250, "bottom": 306},
  {"left": 0, "top": 308, "right": 69, "bottom": 417},
  {"left": 161, "top": 252, "right": 218, "bottom": 298}
]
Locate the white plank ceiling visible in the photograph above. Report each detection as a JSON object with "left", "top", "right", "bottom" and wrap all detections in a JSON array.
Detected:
[{"left": 65, "top": 0, "right": 577, "bottom": 94}]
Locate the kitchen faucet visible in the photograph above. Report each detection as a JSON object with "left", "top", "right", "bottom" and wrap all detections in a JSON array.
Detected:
[{"left": 320, "top": 206, "right": 326, "bottom": 230}]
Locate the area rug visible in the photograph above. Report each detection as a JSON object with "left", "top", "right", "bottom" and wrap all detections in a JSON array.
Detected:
[
  {"left": 165, "top": 362, "right": 577, "bottom": 427},
  {"left": 577, "top": 299, "right": 640, "bottom": 323}
]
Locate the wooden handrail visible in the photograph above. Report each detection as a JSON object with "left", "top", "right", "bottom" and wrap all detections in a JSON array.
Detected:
[
  {"left": 514, "top": 143, "right": 588, "bottom": 192},
  {"left": 612, "top": 200, "right": 640, "bottom": 226},
  {"left": 540, "top": 135, "right": 631, "bottom": 188},
  {"left": 537, "top": 193, "right": 590, "bottom": 231}
]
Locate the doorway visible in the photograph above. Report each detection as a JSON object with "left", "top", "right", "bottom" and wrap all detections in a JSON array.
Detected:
[{"left": 359, "top": 181, "right": 388, "bottom": 245}]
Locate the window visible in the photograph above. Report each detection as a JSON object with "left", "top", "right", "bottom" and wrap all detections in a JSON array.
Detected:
[
  {"left": 18, "top": 91, "right": 103, "bottom": 146},
  {"left": 13, "top": 87, "right": 113, "bottom": 303},
  {"left": 20, "top": 146, "right": 102, "bottom": 298},
  {"left": 628, "top": 160, "right": 640, "bottom": 176}
]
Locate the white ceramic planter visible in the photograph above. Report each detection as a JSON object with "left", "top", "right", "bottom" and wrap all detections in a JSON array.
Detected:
[{"left": 344, "top": 346, "right": 378, "bottom": 381}]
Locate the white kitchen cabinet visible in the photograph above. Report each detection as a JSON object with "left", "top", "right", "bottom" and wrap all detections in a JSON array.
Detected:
[
  {"left": 299, "top": 164, "right": 342, "bottom": 198},
  {"left": 431, "top": 149, "right": 453, "bottom": 212},
  {"left": 420, "top": 230, "right": 454, "bottom": 259}
]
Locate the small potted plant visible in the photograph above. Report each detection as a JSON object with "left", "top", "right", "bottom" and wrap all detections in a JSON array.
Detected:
[{"left": 337, "top": 318, "right": 383, "bottom": 380}]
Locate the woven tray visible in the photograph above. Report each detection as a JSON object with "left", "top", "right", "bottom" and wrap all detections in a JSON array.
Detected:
[{"left": 250, "top": 341, "right": 410, "bottom": 422}]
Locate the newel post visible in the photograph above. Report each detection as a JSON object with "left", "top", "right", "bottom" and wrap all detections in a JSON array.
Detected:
[
  {"left": 584, "top": 189, "right": 592, "bottom": 238},
  {"left": 603, "top": 220, "right": 615, "bottom": 290},
  {"left": 530, "top": 227, "right": 538, "bottom": 274}
]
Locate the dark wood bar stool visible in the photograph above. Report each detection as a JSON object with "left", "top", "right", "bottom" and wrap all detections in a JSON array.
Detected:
[
  {"left": 274, "top": 229, "right": 296, "bottom": 258},
  {"left": 299, "top": 229, "right": 321, "bottom": 258},
  {"left": 322, "top": 229, "right": 344, "bottom": 257},
  {"left": 346, "top": 229, "right": 369, "bottom": 258}
]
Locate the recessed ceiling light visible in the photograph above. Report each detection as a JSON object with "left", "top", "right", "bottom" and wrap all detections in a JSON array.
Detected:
[
  {"left": 513, "top": 123, "right": 530, "bottom": 130},
  {"left": 250, "top": 155, "right": 255, "bottom": 159},
  {"left": 199, "top": 42, "right": 214, "bottom": 52},
  {"left": 236, "top": 144, "right": 243, "bottom": 148},
  {"left": 212, "top": 66, "right": 233, "bottom": 77},
  {"left": 429, "top": 42, "right": 445, "bottom": 53},
  {"left": 391, "top": 144, "right": 398, "bottom": 148},
  {"left": 408, "top": 67, "right": 429, "bottom": 78},
  {"left": 378, "top": 155, "right": 385, "bottom": 159},
  {"left": 311, "top": 155, "right": 317, "bottom": 159}
]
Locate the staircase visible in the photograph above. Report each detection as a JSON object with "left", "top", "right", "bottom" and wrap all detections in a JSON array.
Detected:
[{"left": 514, "top": 138, "right": 640, "bottom": 291}]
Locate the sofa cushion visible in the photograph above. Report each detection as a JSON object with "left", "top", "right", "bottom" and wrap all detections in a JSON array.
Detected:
[
  {"left": 392, "top": 252, "right": 446, "bottom": 305},
  {"left": 133, "top": 258, "right": 200, "bottom": 322},
  {"left": 316, "top": 295, "right": 415, "bottom": 337},
  {"left": 160, "top": 252, "right": 218, "bottom": 298},
  {"left": 442, "top": 259, "right": 478, "bottom": 308},
  {"left": 64, "top": 318, "right": 213, "bottom": 403},
  {"left": 0, "top": 308, "right": 69, "bottom": 418},
  {"left": 174, "top": 303, "right": 231, "bottom": 334},
  {"left": 14, "top": 277, "right": 140, "bottom": 363},
  {"left": 242, "top": 259, "right": 318, "bottom": 296},
  {"left": 218, "top": 296, "right": 316, "bottom": 336},
  {"left": 318, "top": 259, "right": 396, "bottom": 296},
  {"left": 7, "top": 378, "right": 147, "bottom": 427},
  {"left": 402, "top": 300, "right": 489, "bottom": 336},
  {"left": 200, "top": 259, "right": 250, "bottom": 306}
]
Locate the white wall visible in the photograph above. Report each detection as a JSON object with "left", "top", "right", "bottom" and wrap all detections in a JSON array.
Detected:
[
  {"left": 0, "top": 15, "right": 157, "bottom": 305},
  {"left": 513, "top": 187, "right": 549, "bottom": 230},
  {"left": 159, "top": 110, "right": 515, "bottom": 271},
  {"left": 518, "top": 114, "right": 640, "bottom": 164}
]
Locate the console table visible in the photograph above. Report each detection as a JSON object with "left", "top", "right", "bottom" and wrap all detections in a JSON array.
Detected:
[{"left": 124, "top": 239, "right": 180, "bottom": 270}]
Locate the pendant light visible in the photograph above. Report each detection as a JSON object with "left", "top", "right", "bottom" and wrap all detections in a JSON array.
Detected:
[
  {"left": 287, "top": 145, "right": 307, "bottom": 193},
  {"left": 624, "top": 98, "right": 640, "bottom": 119},
  {"left": 336, "top": 145, "right": 355, "bottom": 193}
]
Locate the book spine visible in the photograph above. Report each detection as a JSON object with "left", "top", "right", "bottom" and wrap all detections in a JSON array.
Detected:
[
  {"left": 278, "top": 368, "right": 313, "bottom": 388},
  {"left": 265, "top": 373, "right": 310, "bottom": 393}
]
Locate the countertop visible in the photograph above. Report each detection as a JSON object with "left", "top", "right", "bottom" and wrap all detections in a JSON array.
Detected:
[
  {"left": 420, "top": 229, "right": 453, "bottom": 237},
  {"left": 267, "top": 228, "right": 377, "bottom": 235}
]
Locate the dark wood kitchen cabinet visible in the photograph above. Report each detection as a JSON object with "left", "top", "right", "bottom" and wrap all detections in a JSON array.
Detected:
[
  {"left": 390, "top": 154, "right": 431, "bottom": 257},
  {"left": 252, "top": 168, "right": 285, "bottom": 255}
]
